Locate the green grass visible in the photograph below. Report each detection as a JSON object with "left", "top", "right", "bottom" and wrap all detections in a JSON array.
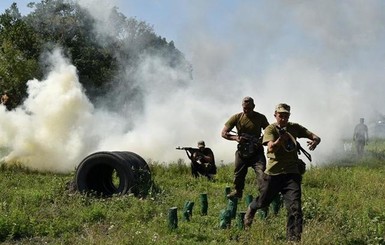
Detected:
[{"left": 0, "top": 147, "right": 385, "bottom": 244}]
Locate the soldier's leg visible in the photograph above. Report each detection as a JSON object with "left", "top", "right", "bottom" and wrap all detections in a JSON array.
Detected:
[
  {"left": 196, "top": 164, "right": 208, "bottom": 178},
  {"left": 251, "top": 150, "right": 271, "bottom": 218},
  {"left": 206, "top": 163, "right": 217, "bottom": 181},
  {"left": 228, "top": 152, "right": 247, "bottom": 198},
  {"left": 252, "top": 160, "right": 268, "bottom": 218},
  {"left": 359, "top": 140, "right": 365, "bottom": 155},
  {"left": 190, "top": 161, "right": 199, "bottom": 178},
  {"left": 251, "top": 146, "right": 269, "bottom": 189},
  {"left": 245, "top": 174, "right": 282, "bottom": 227},
  {"left": 356, "top": 140, "right": 364, "bottom": 156},
  {"left": 281, "top": 174, "right": 303, "bottom": 242}
]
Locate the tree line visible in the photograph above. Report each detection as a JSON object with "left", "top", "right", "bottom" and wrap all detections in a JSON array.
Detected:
[{"left": 0, "top": 0, "right": 192, "bottom": 109}]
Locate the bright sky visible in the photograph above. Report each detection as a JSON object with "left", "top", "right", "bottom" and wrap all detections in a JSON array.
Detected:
[
  {"left": 1, "top": 0, "right": 31, "bottom": 16},
  {"left": 0, "top": 0, "right": 193, "bottom": 43},
  {"left": 0, "top": 0, "right": 238, "bottom": 52}
]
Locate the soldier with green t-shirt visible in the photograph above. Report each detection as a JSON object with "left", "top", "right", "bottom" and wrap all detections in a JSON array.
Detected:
[
  {"left": 221, "top": 96, "right": 269, "bottom": 199},
  {"left": 244, "top": 103, "right": 321, "bottom": 242}
]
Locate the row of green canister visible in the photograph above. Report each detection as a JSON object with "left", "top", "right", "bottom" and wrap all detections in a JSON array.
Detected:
[{"left": 168, "top": 186, "right": 282, "bottom": 230}]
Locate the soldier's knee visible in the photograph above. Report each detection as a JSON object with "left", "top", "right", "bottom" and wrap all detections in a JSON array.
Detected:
[{"left": 288, "top": 202, "right": 302, "bottom": 215}]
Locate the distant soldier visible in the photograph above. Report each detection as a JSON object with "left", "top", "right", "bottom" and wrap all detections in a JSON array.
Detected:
[
  {"left": 353, "top": 118, "right": 368, "bottom": 157},
  {"left": 177, "top": 141, "right": 217, "bottom": 180},
  {"left": 1, "top": 91, "right": 11, "bottom": 110},
  {"left": 1, "top": 92, "right": 9, "bottom": 104},
  {"left": 191, "top": 141, "right": 216, "bottom": 180}
]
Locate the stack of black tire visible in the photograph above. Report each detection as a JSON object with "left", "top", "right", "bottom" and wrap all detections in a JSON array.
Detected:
[{"left": 75, "top": 151, "right": 152, "bottom": 197}]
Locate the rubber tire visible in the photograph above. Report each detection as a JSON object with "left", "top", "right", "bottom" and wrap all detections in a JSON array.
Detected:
[{"left": 75, "top": 151, "right": 151, "bottom": 197}]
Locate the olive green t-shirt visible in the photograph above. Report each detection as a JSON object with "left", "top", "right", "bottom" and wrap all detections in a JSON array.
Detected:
[
  {"left": 225, "top": 112, "right": 269, "bottom": 137},
  {"left": 262, "top": 122, "right": 312, "bottom": 175}
]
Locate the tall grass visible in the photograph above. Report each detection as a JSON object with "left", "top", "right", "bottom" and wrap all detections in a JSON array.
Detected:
[{"left": 0, "top": 147, "right": 385, "bottom": 244}]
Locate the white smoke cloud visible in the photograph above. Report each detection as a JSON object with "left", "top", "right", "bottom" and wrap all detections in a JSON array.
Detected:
[
  {"left": 77, "top": 0, "right": 119, "bottom": 37},
  {"left": 172, "top": 0, "right": 385, "bottom": 162},
  {"left": 0, "top": 49, "right": 94, "bottom": 172},
  {"left": 1, "top": 1, "right": 385, "bottom": 172}
]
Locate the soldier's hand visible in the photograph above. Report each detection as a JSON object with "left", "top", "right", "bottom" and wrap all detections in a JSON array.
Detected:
[
  {"left": 194, "top": 152, "right": 203, "bottom": 160},
  {"left": 237, "top": 135, "right": 244, "bottom": 143},
  {"left": 307, "top": 137, "right": 320, "bottom": 151}
]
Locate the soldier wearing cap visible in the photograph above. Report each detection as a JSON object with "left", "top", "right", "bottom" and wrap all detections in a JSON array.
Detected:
[
  {"left": 244, "top": 103, "right": 321, "bottom": 242},
  {"left": 221, "top": 96, "right": 269, "bottom": 199},
  {"left": 190, "top": 140, "right": 217, "bottom": 180}
]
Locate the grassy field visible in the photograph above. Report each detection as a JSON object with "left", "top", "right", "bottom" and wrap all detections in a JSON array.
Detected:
[{"left": 1, "top": 143, "right": 385, "bottom": 245}]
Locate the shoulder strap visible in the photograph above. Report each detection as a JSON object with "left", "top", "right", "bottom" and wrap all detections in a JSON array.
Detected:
[{"left": 297, "top": 142, "right": 312, "bottom": 162}]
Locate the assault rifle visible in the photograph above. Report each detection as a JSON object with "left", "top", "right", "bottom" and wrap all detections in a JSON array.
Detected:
[
  {"left": 230, "top": 130, "right": 263, "bottom": 147},
  {"left": 176, "top": 146, "right": 198, "bottom": 151},
  {"left": 228, "top": 130, "right": 263, "bottom": 158},
  {"left": 176, "top": 146, "right": 201, "bottom": 161},
  {"left": 276, "top": 126, "right": 312, "bottom": 162}
]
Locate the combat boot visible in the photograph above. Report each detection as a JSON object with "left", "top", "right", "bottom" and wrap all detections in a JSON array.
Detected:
[
  {"left": 227, "top": 190, "right": 243, "bottom": 199},
  {"left": 244, "top": 206, "right": 257, "bottom": 228}
]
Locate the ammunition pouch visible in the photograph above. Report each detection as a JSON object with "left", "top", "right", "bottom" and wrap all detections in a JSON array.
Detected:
[
  {"left": 237, "top": 142, "right": 257, "bottom": 158},
  {"left": 298, "top": 159, "right": 306, "bottom": 175}
]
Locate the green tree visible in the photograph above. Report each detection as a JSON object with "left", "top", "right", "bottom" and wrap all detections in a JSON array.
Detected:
[
  {"left": 0, "top": 0, "right": 192, "bottom": 108},
  {"left": 0, "top": 3, "right": 41, "bottom": 108},
  {"left": 25, "top": 0, "right": 116, "bottom": 94}
]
